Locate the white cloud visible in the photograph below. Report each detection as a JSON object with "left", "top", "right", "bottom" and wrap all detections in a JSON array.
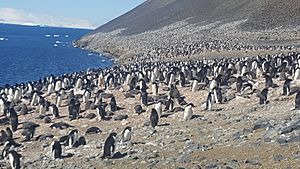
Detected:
[{"left": 0, "top": 8, "right": 96, "bottom": 29}]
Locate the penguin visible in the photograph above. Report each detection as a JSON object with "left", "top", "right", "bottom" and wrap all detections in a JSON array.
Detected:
[
  {"left": 191, "top": 79, "right": 199, "bottom": 92},
  {"left": 138, "top": 79, "right": 147, "bottom": 92},
  {"left": 294, "top": 90, "right": 300, "bottom": 110},
  {"left": 101, "top": 132, "right": 117, "bottom": 159},
  {"left": 8, "top": 150, "right": 21, "bottom": 169},
  {"left": 20, "top": 104, "right": 28, "bottom": 116},
  {"left": 68, "top": 99, "right": 80, "bottom": 120},
  {"left": 184, "top": 103, "right": 193, "bottom": 121},
  {"left": 211, "top": 87, "right": 222, "bottom": 104},
  {"left": 282, "top": 79, "right": 292, "bottom": 96},
  {"left": 236, "top": 76, "right": 243, "bottom": 93},
  {"left": 178, "top": 72, "right": 186, "bottom": 87},
  {"left": 38, "top": 101, "right": 46, "bottom": 115},
  {"left": 47, "top": 83, "right": 55, "bottom": 95},
  {"left": 169, "top": 84, "right": 180, "bottom": 99},
  {"left": 56, "top": 94, "right": 62, "bottom": 107},
  {"left": 22, "top": 126, "right": 36, "bottom": 142},
  {"left": 151, "top": 82, "right": 158, "bottom": 96},
  {"left": 121, "top": 126, "right": 132, "bottom": 144},
  {"left": 6, "top": 127, "right": 13, "bottom": 139},
  {"left": 109, "top": 96, "right": 117, "bottom": 112},
  {"left": 205, "top": 92, "right": 213, "bottom": 111},
  {"left": 140, "top": 91, "right": 148, "bottom": 107},
  {"left": 49, "top": 104, "right": 59, "bottom": 119},
  {"left": 134, "top": 105, "right": 144, "bottom": 115},
  {"left": 97, "top": 104, "right": 107, "bottom": 120},
  {"left": 30, "top": 91, "right": 39, "bottom": 106},
  {"left": 154, "top": 101, "right": 162, "bottom": 117},
  {"left": 150, "top": 108, "right": 159, "bottom": 129},
  {"left": 0, "top": 97, "right": 5, "bottom": 116},
  {"left": 265, "top": 75, "right": 274, "bottom": 88},
  {"left": 253, "top": 88, "right": 268, "bottom": 105},
  {"left": 9, "top": 108, "right": 18, "bottom": 132},
  {"left": 50, "top": 140, "right": 62, "bottom": 159},
  {"left": 66, "top": 129, "right": 78, "bottom": 148},
  {"left": 0, "top": 130, "right": 8, "bottom": 144},
  {"left": 164, "top": 97, "right": 174, "bottom": 112}
]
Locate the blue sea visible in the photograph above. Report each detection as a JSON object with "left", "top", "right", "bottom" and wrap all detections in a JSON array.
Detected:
[{"left": 0, "top": 23, "right": 113, "bottom": 87}]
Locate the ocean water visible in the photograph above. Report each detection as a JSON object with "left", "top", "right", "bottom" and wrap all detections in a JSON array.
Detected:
[{"left": 0, "top": 23, "right": 113, "bottom": 87}]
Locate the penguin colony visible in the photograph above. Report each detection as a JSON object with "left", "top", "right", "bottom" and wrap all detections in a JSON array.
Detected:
[{"left": 1, "top": 51, "right": 300, "bottom": 168}]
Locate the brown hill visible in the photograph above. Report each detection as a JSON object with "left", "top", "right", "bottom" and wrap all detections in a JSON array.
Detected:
[{"left": 89, "top": 0, "right": 300, "bottom": 36}]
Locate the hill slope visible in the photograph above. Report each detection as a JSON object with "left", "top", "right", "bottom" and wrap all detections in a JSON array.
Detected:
[
  {"left": 76, "top": 0, "right": 300, "bottom": 63},
  {"left": 89, "top": 0, "right": 300, "bottom": 36}
]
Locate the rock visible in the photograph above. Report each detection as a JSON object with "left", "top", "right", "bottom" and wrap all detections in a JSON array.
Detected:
[
  {"left": 273, "top": 154, "right": 285, "bottom": 161},
  {"left": 177, "top": 153, "right": 191, "bottom": 163},
  {"left": 114, "top": 114, "right": 128, "bottom": 121},
  {"left": 43, "top": 116, "right": 52, "bottom": 124},
  {"left": 85, "top": 127, "right": 102, "bottom": 134},
  {"left": 205, "top": 162, "right": 218, "bottom": 169},
  {"left": 244, "top": 158, "right": 260, "bottom": 165},
  {"left": 85, "top": 113, "right": 96, "bottom": 119},
  {"left": 280, "top": 120, "right": 300, "bottom": 134},
  {"left": 253, "top": 120, "right": 272, "bottom": 130}
]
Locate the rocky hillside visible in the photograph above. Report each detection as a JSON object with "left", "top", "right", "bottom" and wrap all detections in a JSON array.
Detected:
[
  {"left": 76, "top": 0, "right": 300, "bottom": 63},
  {"left": 89, "top": 0, "right": 300, "bottom": 36}
]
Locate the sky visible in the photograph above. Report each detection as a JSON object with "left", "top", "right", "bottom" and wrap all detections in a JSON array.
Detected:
[{"left": 0, "top": 0, "right": 145, "bottom": 29}]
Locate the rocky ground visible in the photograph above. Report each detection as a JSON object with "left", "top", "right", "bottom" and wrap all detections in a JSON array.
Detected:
[{"left": 1, "top": 70, "right": 300, "bottom": 169}]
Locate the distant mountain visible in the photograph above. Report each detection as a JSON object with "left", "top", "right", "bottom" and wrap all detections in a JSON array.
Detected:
[{"left": 88, "top": 0, "right": 300, "bottom": 36}]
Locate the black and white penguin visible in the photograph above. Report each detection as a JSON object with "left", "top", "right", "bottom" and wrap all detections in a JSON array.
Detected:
[
  {"left": 138, "top": 79, "right": 147, "bottom": 92},
  {"left": 20, "top": 104, "right": 28, "bottom": 116},
  {"left": 8, "top": 150, "right": 21, "bottom": 169},
  {"left": 97, "top": 104, "right": 107, "bottom": 120},
  {"left": 121, "top": 126, "right": 132, "bottom": 144},
  {"left": 56, "top": 93, "right": 62, "bottom": 107},
  {"left": 109, "top": 96, "right": 117, "bottom": 112},
  {"left": 191, "top": 79, "right": 199, "bottom": 92},
  {"left": 211, "top": 87, "right": 222, "bottom": 104},
  {"left": 164, "top": 96, "right": 174, "bottom": 112},
  {"left": 169, "top": 84, "right": 180, "bottom": 99},
  {"left": 134, "top": 105, "right": 144, "bottom": 115},
  {"left": 0, "top": 130, "right": 8, "bottom": 144},
  {"left": 154, "top": 101, "right": 162, "bottom": 117},
  {"left": 294, "top": 90, "right": 300, "bottom": 110},
  {"left": 184, "top": 103, "right": 194, "bottom": 121},
  {"left": 6, "top": 127, "right": 13, "bottom": 139},
  {"left": 140, "top": 91, "right": 148, "bottom": 107},
  {"left": 282, "top": 79, "right": 292, "bottom": 96},
  {"left": 0, "top": 97, "right": 6, "bottom": 116},
  {"left": 151, "top": 82, "right": 158, "bottom": 96},
  {"left": 50, "top": 140, "right": 62, "bottom": 159},
  {"left": 150, "top": 108, "right": 159, "bottom": 129},
  {"left": 67, "top": 129, "right": 78, "bottom": 148},
  {"left": 49, "top": 104, "right": 59, "bottom": 119},
  {"left": 21, "top": 126, "right": 35, "bottom": 142},
  {"left": 178, "top": 72, "right": 186, "bottom": 87},
  {"left": 9, "top": 108, "right": 18, "bottom": 132},
  {"left": 236, "top": 76, "right": 243, "bottom": 93},
  {"left": 101, "top": 132, "right": 117, "bottom": 159},
  {"left": 30, "top": 91, "right": 39, "bottom": 106},
  {"left": 68, "top": 99, "right": 80, "bottom": 120},
  {"left": 253, "top": 88, "right": 268, "bottom": 105},
  {"left": 205, "top": 92, "right": 213, "bottom": 111}
]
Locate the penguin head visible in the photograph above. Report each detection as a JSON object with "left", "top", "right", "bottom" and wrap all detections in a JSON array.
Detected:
[
  {"left": 109, "top": 132, "right": 117, "bottom": 138},
  {"left": 124, "top": 126, "right": 132, "bottom": 132},
  {"left": 186, "top": 103, "right": 196, "bottom": 108}
]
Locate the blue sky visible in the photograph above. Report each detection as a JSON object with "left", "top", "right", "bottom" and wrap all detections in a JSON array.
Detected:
[{"left": 0, "top": 0, "right": 145, "bottom": 28}]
